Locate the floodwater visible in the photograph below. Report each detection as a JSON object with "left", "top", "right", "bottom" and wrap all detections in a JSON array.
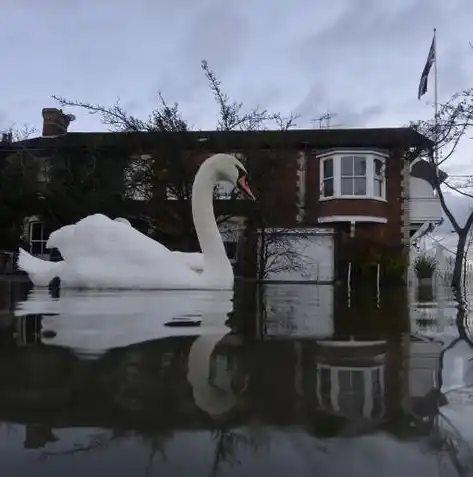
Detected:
[{"left": 0, "top": 279, "right": 472, "bottom": 477}]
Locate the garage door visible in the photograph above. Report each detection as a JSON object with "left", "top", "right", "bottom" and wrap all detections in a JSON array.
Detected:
[{"left": 258, "top": 228, "right": 334, "bottom": 282}]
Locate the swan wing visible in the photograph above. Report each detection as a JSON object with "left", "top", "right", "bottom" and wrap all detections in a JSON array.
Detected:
[
  {"left": 171, "top": 251, "right": 204, "bottom": 272},
  {"left": 47, "top": 214, "right": 172, "bottom": 266}
]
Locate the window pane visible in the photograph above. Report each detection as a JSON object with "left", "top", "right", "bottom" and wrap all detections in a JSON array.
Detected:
[
  {"left": 323, "top": 178, "right": 333, "bottom": 197},
  {"left": 323, "top": 158, "right": 333, "bottom": 178},
  {"left": 372, "top": 369, "right": 382, "bottom": 395},
  {"left": 31, "top": 241, "right": 43, "bottom": 255},
  {"left": 224, "top": 242, "right": 237, "bottom": 259},
  {"left": 354, "top": 178, "right": 366, "bottom": 195},
  {"left": 374, "top": 159, "right": 383, "bottom": 176},
  {"left": 354, "top": 157, "right": 366, "bottom": 176},
  {"left": 341, "top": 156, "right": 353, "bottom": 176},
  {"left": 320, "top": 367, "right": 331, "bottom": 395},
  {"left": 374, "top": 178, "right": 382, "bottom": 197},
  {"left": 31, "top": 222, "right": 43, "bottom": 241},
  {"left": 341, "top": 177, "right": 353, "bottom": 195}
]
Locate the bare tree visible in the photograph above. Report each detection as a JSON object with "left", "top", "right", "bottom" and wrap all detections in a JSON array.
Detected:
[
  {"left": 201, "top": 61, "right": 321, "bottom": 280},
  {"left": 0, "top": 125, "right": 43, "bottom": 251},
  {"left": 201, "top": 60, "right": 299, "bottom": 133},
  {"left": 410, "top": 87, "right": 473, "bottom": 288},
  {"left": 52, "top": 94, "right": 203, "bottom": 249},
  {"left": 257, "top": 228, "right": 315, "bottom": 280}
]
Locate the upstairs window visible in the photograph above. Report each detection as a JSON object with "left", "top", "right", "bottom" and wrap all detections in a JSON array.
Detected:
[
  {"left": 340, "top": 155, "right": 367, "bottom": 196},
  {"left": 320, "top": 152, "right": 386, "bottom": 200},
  {"left": 322, "top": 158, "right": 334, "bottom": 197},
  {"left": 373, "top": 158, "right": 384, "bottom": 197}
]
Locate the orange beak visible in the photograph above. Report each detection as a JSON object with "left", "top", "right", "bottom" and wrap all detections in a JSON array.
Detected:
[{"left": 237, "top": 175, "right": 256, "bottom": 201}]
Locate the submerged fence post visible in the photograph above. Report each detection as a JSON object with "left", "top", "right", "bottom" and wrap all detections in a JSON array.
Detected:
[
  {"left": 376, "top": 263, "right": 380, "bottom": 308},
  {"left": 347, "top": 262, "right": 352, "bottom": 308}
]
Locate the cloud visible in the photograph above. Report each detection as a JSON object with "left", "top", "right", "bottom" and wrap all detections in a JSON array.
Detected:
[{"left": 0, "top": 0, "right": 472, "bottom": 138}]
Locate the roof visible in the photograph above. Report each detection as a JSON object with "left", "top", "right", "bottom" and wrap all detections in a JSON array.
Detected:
[
  {"left": 14, "top": 127, "right": 433, "bottom": 153},
  {"left": 411, "top": 158, "right": 448, "bottom": 185}
]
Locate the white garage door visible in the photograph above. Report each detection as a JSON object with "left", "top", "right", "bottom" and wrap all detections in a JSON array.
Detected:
[{"left": 258, "top": 228, "right": 334, "bottom": 282}]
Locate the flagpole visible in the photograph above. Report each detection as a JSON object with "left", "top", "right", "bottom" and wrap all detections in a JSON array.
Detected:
[{"left": 433, "top": 28, "right": 439, "bottom": 164}]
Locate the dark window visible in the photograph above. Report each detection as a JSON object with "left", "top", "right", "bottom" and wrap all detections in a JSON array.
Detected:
[{"left": 322, "top": 158, "right": 334, "bottom": 197}]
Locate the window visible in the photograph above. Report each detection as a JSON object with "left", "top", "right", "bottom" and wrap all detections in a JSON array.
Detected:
[
  {"left": 224, "top": 241, "right": 237, "bottom": 260},
  {"left": 373, "top": 158, "right": 384, "bottom": 197},
  {"left": 341, "top": 156, "right": 366, "bottom": 196},
  {"left": 29, "top": 221, "right": 49, "bottom": 256},
  {"left": 319, "top": 152, "right": 386, "bottom": 200},
  {"left": 214, "top": 183, "right": 236, "bottom": 200},
  {"left": 319, "top": 366, "right": 333, "bottom": 411},
  {"left": 321, "top": 158, "right": 334, "bottom": 197}
]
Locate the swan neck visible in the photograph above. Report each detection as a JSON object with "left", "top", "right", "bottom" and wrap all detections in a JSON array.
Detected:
[{"left": 192, "top": 164, "right": 232, "bottom": 283}]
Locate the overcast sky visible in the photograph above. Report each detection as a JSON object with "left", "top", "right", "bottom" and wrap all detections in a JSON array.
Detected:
[
  {"left": 2, "top": 0, "right": 473, "bottom": 235},
  {"left": 2, "top": 0, "right": 472, "bottom": 132}
]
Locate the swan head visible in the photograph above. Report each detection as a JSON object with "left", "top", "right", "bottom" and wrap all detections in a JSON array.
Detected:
[{"left": 211, "top": 154, "right": 256, "bottom": 201}]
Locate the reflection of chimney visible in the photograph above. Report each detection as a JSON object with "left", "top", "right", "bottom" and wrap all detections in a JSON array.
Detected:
[{"left": 42, "top": 108, "right": 76, "bottom": 137}]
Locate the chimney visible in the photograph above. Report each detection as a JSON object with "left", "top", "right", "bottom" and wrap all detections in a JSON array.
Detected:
[
  {"left": 42, "top": 108, "right": 76, "bottom": 137},
  {"left": 1, "top": 132, "right": 12, "bottom": 143}
]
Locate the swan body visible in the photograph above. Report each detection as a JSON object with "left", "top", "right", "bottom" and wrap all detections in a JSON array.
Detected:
[{"left": 17, "top": 154, "right": 255, "bottom": 290}]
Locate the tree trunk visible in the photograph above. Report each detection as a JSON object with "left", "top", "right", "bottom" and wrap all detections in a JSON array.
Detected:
[{"left": 451, "top": 231, "right": 468, "bottom": 289}]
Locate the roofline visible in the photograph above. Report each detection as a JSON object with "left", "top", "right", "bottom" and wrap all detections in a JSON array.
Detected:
[{"left": 12, "top": 127, "right": 434, "bottom": 153}]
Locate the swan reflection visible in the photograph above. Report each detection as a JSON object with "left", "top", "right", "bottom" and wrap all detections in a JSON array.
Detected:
[{"left": 14, "top": 289, "right": 248, "bottom": 419}]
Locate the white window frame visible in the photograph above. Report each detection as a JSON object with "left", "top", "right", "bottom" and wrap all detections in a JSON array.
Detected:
[
  {"left": 28, "top": 220, "right": 48, "bottom": 256},
  {"left": 319, "top": 151, "right": 387, "bottom": 201}
]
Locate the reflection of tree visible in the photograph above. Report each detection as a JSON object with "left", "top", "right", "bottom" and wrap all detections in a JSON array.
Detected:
[
  {"left": 38, "top": 428, "right": 172, "bottom": 476},
  {"left": 452, "top": 287, "right": 473, "bottom": 346},
  {"left": 210, "top": 427, "right": 269, "bottom": 477},
  {"left": 409, "top": 285, "right": 473, "bottom": 475}
]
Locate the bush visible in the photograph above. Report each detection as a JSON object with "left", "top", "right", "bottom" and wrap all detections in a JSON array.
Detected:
[{"left": 414, "top": 254, "right": 437, "bottom": 279}]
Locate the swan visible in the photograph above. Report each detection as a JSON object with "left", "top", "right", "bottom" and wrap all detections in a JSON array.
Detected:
[{"left": 17, "top": 153, "right": 256, "bottom": 290}]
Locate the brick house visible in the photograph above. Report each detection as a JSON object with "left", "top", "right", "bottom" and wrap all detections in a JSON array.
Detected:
[{"left": 4, "top": 107, "right": 444, "bottom": 283}]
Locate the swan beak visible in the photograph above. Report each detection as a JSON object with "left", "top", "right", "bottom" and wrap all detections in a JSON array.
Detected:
[{"left": 237, "top": 175, "right": 256, "bottom": 201}]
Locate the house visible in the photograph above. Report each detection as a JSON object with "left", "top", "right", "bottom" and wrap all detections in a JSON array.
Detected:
[{"left": 5, "top": 107, "right": 445, "bottom": 283}]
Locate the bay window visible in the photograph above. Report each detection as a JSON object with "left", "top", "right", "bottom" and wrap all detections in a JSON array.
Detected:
[{"left": 320, "top": 151, "right": 386, "bottom": 200}]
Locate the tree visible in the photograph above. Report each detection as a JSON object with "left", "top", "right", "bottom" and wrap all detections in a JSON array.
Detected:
[
  {"left": 0, "top": 125, "right": 41, "bottom": 250},
  {"left": 44, "top": 147, "right": 129, "bottom": 226},
  {"left": 201, "top": 61, "right": 323, "bottom": 280},
  {"left": 52, "top": 93, "right": 203, "bottom": 249},
  {"left": 410, "top": 87, "right": 473, "bottom": 289}
]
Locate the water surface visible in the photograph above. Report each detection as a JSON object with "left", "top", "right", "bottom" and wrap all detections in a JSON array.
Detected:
[{"left": 0, "top": 280, "right": 472, "bottom": 476}]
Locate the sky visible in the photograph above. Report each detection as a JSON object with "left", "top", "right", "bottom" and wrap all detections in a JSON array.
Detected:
[{"left": 1, "top": 0, "right": 473, "bottom": 249}]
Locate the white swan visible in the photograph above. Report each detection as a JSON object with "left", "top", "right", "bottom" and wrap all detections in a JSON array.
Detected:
[{"left": 17, "top": 153, "right": 255, "bottom": 290}]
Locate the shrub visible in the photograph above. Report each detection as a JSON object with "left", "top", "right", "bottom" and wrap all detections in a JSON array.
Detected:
[{"left": 414, "top": 254, "right": 437, "bottom": 279}]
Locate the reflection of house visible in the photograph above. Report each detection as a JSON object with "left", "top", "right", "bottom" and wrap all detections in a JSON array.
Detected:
[
  {"left": 315, "top": 340, "right": 387, "bottom": 420},
  {"left": 404, "top": 340, "right": 442, "bottom": 404},
  {"left": 3, "top": 107, "right": 444, "bottom": 282},
  {"left": 257, "top": 284, "right": 334, "bottom": 339}
]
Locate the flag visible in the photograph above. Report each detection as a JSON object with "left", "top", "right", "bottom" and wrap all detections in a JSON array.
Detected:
[{"left": 418, "top": 33, "right": 436, "bottom": 99}]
